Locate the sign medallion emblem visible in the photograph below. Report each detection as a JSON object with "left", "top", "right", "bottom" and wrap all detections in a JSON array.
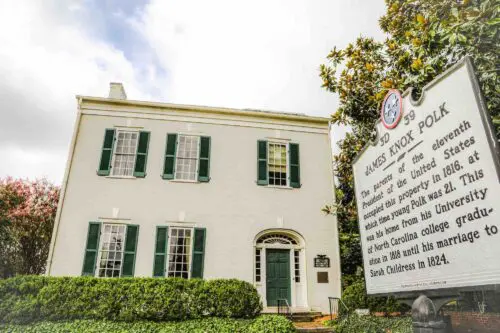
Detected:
[{"left": 381, "top": 89, "right": 402, "bottom": 129}]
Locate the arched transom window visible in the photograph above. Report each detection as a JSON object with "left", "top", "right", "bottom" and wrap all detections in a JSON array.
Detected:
[
  {"left": 256, "top": 233, "right": 297, "bottom": 245},
  {"left": 254, "top": 231, "right": 303, "bottom": 284}
]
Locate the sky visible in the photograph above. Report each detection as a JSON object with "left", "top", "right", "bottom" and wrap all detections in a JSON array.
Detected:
[{"left": 0, "top": 0, "right": 386, "bottom": 184}]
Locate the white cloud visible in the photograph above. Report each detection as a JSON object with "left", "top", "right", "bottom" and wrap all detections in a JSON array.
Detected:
[
  {"left": 0, "top": 0, "right": 386, "bottom": 183},
  {"left": 0, "top": 0, "right": 158, "bottom": 183},
  {"left": 0, "top": 146, "right": 67, "bottom": 182},
  {"left": 131, "top": 0, "right": 386, "bottom": 154},
  {"left": 132, "top": 0, "right": 386, "bottom": 116}
]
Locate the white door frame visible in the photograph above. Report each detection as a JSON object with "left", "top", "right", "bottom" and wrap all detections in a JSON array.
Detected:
[{"left": 253, "top": 229, "right": 308, "bottom": 309}]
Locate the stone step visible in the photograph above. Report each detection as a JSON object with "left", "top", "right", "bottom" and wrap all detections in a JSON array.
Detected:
[
  {"left": 292, "top": 312, "right": 323, "bottom": 316},
  {"left": 292, "top": 316, "right": 321, "bottom": 322},
  {"left": 291, "top": 312, "right": 324, "bottom": 322}
]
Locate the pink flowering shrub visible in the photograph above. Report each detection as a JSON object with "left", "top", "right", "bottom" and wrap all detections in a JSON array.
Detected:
[{"left": 0, "top": 178, "right": 59, "bottom": 277}]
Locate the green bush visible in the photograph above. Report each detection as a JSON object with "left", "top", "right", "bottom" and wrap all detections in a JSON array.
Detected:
[
  {"left": 0, "top": 275, "right": 50, "bottom": 324},
  {"left": 341, "top": 280, "right": 409, "bottom": 314},
  {"left": 201, "top": 279, "right": 262, "bottom": 318},
  {"left": 247, "top": 315, "right": 296, "bottom": 333},
  {"left": 0, "top": 318, "right": 249, "bottom": 333},
  {"left": 0, "top": 276, "right": 262, "bottom": 324},
  {"left": 332, "top": 314, "right": 412, "bottom": 333},
  {"left": 0, "top": 316, "right": 294, "bottom": 333}
]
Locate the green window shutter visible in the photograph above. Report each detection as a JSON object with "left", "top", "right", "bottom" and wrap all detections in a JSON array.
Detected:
[
  {"left": 257, "top": 140, "right": 268, "bottom": 185},
  {"left": 82, "top": 222, "right": 101, "bottom": 276},
  {"left": 191, "top": 228, "right": 206, "bottom": 278},
  {"left": 121, "top": 225, "right": 139, "bottom": 277},
  {"left": 162, "top": 134, "right": 177, "bottom": 179},
  {"left": 97, "top": 129, "right": 115, "bottom": 176},
  {"left": 153, "top": 226, "right": 168, "bottom": 277},
  {"left": 289, "top": 143, "right": 301, "bottom": 188},
  {"left": 198, "top": 136, "right": 211, "bottom": 182},
  {"left": 133, "top": 131, "right": 150, "bottom": 178}
]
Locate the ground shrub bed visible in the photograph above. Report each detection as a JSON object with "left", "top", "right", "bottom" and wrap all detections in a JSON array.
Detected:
[
  {"left": 340, "top": 280, "right": 409, "bottom": 315},
  {"left": 0, "top": 276, "right": 262, "bottom": 324},
  {"left": 0, "top": 316, "right": 295, "bottom": 333},
  {"left": 247, "top": 315, "right": 296, "bottom": 333},
  {"left": 331, "top": 314, "right": 412, "bottom": 333}
]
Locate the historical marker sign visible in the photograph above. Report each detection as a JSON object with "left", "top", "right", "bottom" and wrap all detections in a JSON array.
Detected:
[
  {"left": 314, "top": 255, "right": 331, "bottom": 268},
  {"left": 353, "top": 57, "right": 500, "bottom": 295}
]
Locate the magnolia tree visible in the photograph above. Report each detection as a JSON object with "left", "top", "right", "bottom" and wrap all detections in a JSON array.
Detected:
[
  {"left": 0, "top": 178, "right": 59, "bottom": 278},
  {"left": 320, "top": 0, "right": 499, "bottom": 283}
]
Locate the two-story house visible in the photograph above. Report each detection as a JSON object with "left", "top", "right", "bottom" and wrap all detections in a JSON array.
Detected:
[{"left": 46, "top": 83, "right": 341, "bottom": 313}]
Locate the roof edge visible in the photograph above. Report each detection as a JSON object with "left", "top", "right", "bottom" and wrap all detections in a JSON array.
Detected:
[{"left": 77, "top": 96, "right": 331, "bottom": 125}]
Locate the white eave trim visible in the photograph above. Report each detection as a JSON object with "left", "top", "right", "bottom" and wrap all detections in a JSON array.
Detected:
[{"left": 77, "top": 96, "right": 330, "bottom": 126}]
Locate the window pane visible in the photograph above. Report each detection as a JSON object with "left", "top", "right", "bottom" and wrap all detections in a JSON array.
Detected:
[
  {"left": 268, "top": 143, "right": 287, "bottom": 186},
  {"left": 166, "top": 227, "right": 193, "bottom": 279},
  {"left": 255, "top": 249, "right": 261, "bottom": 282},
  {"left": 112, "top": 131, "right": 139, "bottom": 176},
  {"left": 96, "top": 223, "right": 126, "bottom": 278},
  {"left": 294, "top": 250, "right": 300, "bottom": 283},
  {"left": 175, "top": 135, "right": 199, "bottom": 180}
]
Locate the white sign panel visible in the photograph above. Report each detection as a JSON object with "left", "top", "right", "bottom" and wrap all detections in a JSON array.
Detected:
[{"left": 353, "top": 58, "right": 500, "bottom": 295}]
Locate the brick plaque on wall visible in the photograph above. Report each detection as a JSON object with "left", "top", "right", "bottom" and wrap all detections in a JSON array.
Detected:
[{"left": 317, "top": 272, "right": 329, "bottom": 283}]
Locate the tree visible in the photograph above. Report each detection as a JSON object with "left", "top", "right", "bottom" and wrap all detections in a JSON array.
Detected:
[
  {"left": 0, "top": 178, "right": 59, "bottom": 278},
  {"left": 0, "top": 184, "right": 22, "bottom": 278},
  {"left": 320, "top": 0, "right": 499, "bottom": 284}
]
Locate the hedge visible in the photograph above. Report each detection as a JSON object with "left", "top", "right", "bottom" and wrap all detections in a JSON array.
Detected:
[
  {"left": 0, "top": 276, "right": 262, "bottom": 324},
  {"left": 247, "top": 315, "right": 296, "bottom": 333},
  {"left": 0, "top": 316, "right": 295, "bottom": 333},
  {"left": 331, "top": 314, "right": 412, "bottom": 333},
  {"left": 340, "top": 279, "right": 409, "bottom": 314}
]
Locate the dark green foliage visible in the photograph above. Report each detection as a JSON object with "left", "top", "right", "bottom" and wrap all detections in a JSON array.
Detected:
[
  {"left": 0, "top": 275, "right": 50, "bottom": 324},
  {"left": 247, "top": 315, "right": 296, "bottom": 333},
  {"left": 0, "top": 276, "right": 262, "bottom": 324},
  {"left": 341, "top": 280, "right": 409, "bottom": 315},
  {"left": 201, "top": 279, "right": 263, "bottom": 318},
  {"left": 0, "top": 317, "right": 291, "bottom": 333},
  {"left": 339, "top": 235, "right": 362, "bottom": 278},
  {"left": 331, "top": 314, "right": 412, "bottom": 333},
  {"left": 320, "top": 0, "right": 499, "bottom": 296},
  {"left": 0, "top": 179, "right": 59, "bottom": 278}
]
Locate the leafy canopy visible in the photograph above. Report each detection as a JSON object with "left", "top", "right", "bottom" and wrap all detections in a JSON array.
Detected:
[
  {"left": 0, "top": 178, "right": 59, "bottom": 277},
  {"left": 320, "top": 0, "right": 499, "bottom": 281}
]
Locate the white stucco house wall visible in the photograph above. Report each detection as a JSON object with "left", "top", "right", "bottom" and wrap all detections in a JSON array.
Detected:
[{"left": 46, "top": 83, "right": 341, "bottom": 313}]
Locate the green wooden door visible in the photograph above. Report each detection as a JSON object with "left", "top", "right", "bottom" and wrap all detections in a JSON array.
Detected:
[{"left": 266, "top": 249, "right": 291, "bottom": 306}]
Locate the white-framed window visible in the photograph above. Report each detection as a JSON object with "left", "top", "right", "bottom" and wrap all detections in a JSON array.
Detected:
[
  {"left": 268, "top": 142, "right": 288, "bottom": 186},
  {"left": 111, "top": 131, "right": 138, "bottom": 176},
  {"left": 255, "top": 248, "right": 262, "bottom": 283},
  {"left": 167, "top": 227, "right": 193, "bottom": 278},
  {"left": 96, "top": 224, "right": 126, "bottom": 277},
  {"left": 256, "top": 233, "right": 298, "bottom": 245},
  {"left": 175, "top": 135, "right": 200, "bottom": 181},
  {"left": 294, "top": 250, "right": 300, "bottom": 283}
]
